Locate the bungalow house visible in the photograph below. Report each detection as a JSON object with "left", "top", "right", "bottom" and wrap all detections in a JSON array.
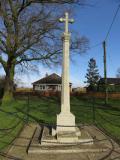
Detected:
[{"left": 32, "top": 73, "right": 72, "bottom": 92}]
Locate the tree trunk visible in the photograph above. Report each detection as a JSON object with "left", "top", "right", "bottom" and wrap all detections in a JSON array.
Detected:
[{"left": 2, "top": 64, "right": 15, "bottom": 105}]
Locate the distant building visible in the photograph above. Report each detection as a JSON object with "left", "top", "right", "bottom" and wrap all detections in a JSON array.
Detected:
[
  {"left": 98, "top": 78, "right": 120, "bottom": 86},
  {"left": 97, "top": 78, "right": 120, "bottom": 92},
  {"left": 32, "top": 73, "right": 72, "bottom": 92},
  {"left": 72, "top": 87, "right": 86, "bottom": 93}
]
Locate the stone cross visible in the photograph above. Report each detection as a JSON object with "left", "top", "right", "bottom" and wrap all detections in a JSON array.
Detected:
[
  {"left": 37, "top": 12, "right": 92, "bottom": 145},
  {"left": 59, "top": 12, "right": 74, "bottom": 114},
  {"left": 59, "top": 12, "right": 74, "bottom": 34},
  {"left": 56, "top": 13, "right": 76, "bottom": 140}
]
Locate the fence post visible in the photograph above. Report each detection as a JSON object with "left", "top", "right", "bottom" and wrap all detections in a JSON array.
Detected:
[
  {"left": 92, "top": 97, "right": 95, "bottom": 124},
  {"left": 26, "top": 92, "right": 30, "bottom": 123}
]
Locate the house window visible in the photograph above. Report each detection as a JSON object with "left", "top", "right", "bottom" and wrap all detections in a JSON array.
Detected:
[
  {"left": 38, "top": 85, "right": 45, "bottom": 90},
  {"left": 39, "top": 85, "right": 43, "bottom": 90}
]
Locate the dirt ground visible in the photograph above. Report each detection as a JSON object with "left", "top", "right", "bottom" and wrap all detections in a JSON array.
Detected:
[{"left": 1, "top": 123, "right": 120, "bottom": 160}]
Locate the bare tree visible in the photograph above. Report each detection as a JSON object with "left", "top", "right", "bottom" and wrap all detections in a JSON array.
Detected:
[{"left": 0, "top": 0, "right": 89, "bottom": 104}]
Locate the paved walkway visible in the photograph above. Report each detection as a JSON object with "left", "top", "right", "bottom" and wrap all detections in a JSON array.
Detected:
[{"left": 2, "top": 123, "right": 120, "bottom": 160}]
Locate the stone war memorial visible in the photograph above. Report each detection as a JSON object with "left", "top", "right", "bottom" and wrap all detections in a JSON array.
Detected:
[
  {"left": 6, "top": 12, "right": 120, "bottom": 160},
  {"left": 54, "top": 12, "right": 92, "bottom": 143},
  {"left": 27, "top": 13, "right": 110, "bottom": 155}
]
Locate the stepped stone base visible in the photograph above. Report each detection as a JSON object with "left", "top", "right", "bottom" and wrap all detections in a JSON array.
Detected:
[
  {"left": 27, "top": 125, "right": 108, "bottom": 154},
  {"left": 57, "top": 131, "right": 79, "bottom": 143}
]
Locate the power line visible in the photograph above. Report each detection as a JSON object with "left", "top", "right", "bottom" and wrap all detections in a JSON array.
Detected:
[
  {"left": 88, "top": 42, "right": 102, "bottom": 50},
  {"left": 105, "top": 5, "right": 120, "bottom": 41},
  {"left": 85, "top": 5, "right": 120, "bottom": 51},
  {"left": 87, "top": 5, "right": 120, "bottom": 52}
]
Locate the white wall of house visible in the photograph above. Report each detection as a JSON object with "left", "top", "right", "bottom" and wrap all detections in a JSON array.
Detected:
[
  {"left": 34, "top": 84, "right": 62, "bottom": 91},
  {"left": 33, "top": 84, "right": 72, "bottom": 92},
  {"left": 73, "top": 87, "right": 86, "bottom": 93}
]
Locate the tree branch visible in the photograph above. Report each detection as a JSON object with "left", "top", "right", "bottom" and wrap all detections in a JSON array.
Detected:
[
  {"left": 16, "top": 48, "right": 62, "bottom": 65},
  {"left": 17, "top": 0, "right": 86, "bottom": 15},
  {"left": 0, "top": 56, "right": 7, "bottom": 71},
  {"left": 8, "top": 0, "right": 19, "bottom": 52},
  {"left": 0, "top": 31, "right": 7, "bottom": 39}
]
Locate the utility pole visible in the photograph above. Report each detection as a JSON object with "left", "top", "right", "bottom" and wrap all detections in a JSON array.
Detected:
[{"left": 103, "top": 41, "right": 108, "bottom": 105}]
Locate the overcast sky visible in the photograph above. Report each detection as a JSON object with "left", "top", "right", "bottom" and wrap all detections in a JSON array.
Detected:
[{"left": 1, "top": 0, "right": 120, "bottom": 88}]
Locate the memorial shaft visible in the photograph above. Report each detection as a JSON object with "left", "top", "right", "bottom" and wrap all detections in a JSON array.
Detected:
[
  {"left": 60, "top": 12, "right": 73, "bottom": 113},
  {"left": 56, "top": 12, "right": 76, "bottom": 135},
  {"left": 61, "top": 32, "right": 70, "bottom": 113}
]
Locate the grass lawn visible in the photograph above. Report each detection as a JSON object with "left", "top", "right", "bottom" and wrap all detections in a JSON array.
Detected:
[{"left": 0, "top": 96, "right": 120, "bottom": 151}]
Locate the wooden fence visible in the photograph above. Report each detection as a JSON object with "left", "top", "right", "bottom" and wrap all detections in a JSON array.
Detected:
[
  {"left": 72, "top": 92, "right": 120, "bottom": 99},
  {"left": 14, "top": 90, "right": 120, "bottom": 99}
]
